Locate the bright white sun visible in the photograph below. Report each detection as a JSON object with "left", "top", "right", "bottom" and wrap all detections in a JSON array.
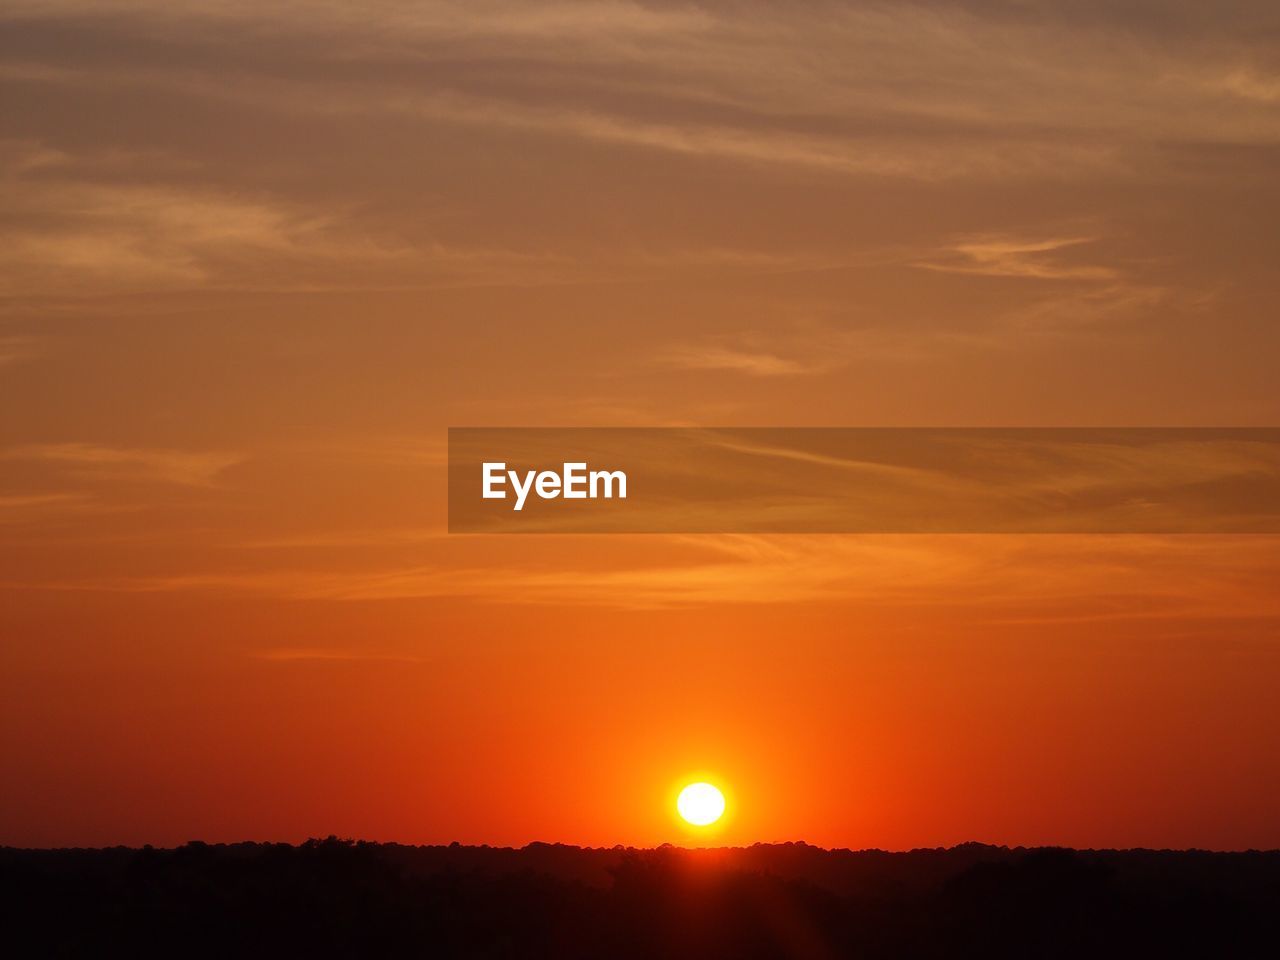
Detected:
[{"left": 677, "top": 782, "right": 726, "bottom": 826}]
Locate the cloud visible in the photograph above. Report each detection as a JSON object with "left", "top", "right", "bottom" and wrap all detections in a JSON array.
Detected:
[
  {"left": 236, "top": 528, "right": 447, "bottom": 549},
  {"left": 658, "top": 345, "right": 815, "bottom": 377},
  {"left": 1003, "top": 282, "right": 1170, "bottom": 333},
  {"left": 1215, "top": 68, "right": 1280, "bottom": 104},
  {"left": 0, "top": 145, "right": 402, "bottom": 296},
  {"left": 0, "top": 0, "right": 713, "bottom": 41},
  {"left": 4, "top": 2, "right": 1275, "bottom": 312},
  {"left": 416, "top": 97, "right": 1090, "bottom": 180},
  {"left": 1, "top": 443, "right": 242, "bottom": 486},
  {"left": 0, "top": 539, "right": 966, "bottom": 606},
  {"left": 914, "top": 235, "right": 1118, "bottom": 280},
  {"left": 12, "top": 534, "right": 1280, "bottom": 622},
  {"left": 9, "top": 1, "right": 1280, "bottom": 189},
  {"left": 0, "top": 139, "right": 582, "bottom": 297},
  {"left": 654, "top": 320, "right": 1011, "bottom": 380},
  {"left": 4, "top": 63, "right": 1121, "bottom": 183}
]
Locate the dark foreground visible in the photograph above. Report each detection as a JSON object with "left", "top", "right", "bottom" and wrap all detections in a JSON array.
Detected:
[{"left": 3, "top": 839, "right": 1278, "bottom": 958}]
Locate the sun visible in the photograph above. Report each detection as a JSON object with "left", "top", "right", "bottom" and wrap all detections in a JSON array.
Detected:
[{"left": 676, "top": 782, "right": 726, "bottom": 826}]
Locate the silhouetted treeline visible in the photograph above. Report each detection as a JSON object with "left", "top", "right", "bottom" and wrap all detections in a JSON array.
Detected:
[{"left": 3, "top": 839, "right": 1278, "bottom": 958}]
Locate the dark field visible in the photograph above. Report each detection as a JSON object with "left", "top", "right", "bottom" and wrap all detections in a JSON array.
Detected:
[{"left": 4, "top": 839, "right": 1278, "bottom": 958}]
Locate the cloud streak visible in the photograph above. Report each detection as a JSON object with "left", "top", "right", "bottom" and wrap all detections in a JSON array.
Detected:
[
  {"left": 8, "top": 1, "right": 1280, "bottom": 185},
  {"left": 9, "top": 535, "right": 1280, "bottom": 621},
  {"left": 658, "top": 345, "right": 815, "bottom": 377},
  {"left": 915, "top": 236, "right": 1118, "bottom": 280},
  {"left": 1, "top": 443, "right": 243, "bottom": 486}
]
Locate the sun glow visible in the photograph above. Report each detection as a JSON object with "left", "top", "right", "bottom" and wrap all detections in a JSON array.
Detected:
[{"left": 676, "top": 782, "right": 726, "bottom": 826}]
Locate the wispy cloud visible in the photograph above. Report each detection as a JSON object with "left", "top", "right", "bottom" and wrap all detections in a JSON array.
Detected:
[
  {"left": 1, "top": 443, "right": 243, "bottom": 486},
  {"left": 914, "top": 235, "right": 1117, "bottom": 280},
  {"left": 0, "top": 0, "right": 713, "bottom": 41},
  {"left": 10, "top": 1, "right": 1280, "bottom": 188},
  {"left": 0, "top": 139, "right": 582, "bottom": 297},
  {"left": 655, "top": 320, "right": 1007, "bottom": 380},
  {"left": 1005, "top": 282, "right": 1170, "bottom": 332},
  {"left": 236, "top": 528, "right": 447, "bottom": 549},
  {"left": 658, "top": 345, "right": 815, "bottom": 377},
  {"left": 11, "top": 535, "right": 1280, "bottom": 621},
  {"left": 1215, "top": 68, "right": 1280, "bottom": 103},
  {"left": 0, "top": 160, "right": 400, "bottom": 297}
]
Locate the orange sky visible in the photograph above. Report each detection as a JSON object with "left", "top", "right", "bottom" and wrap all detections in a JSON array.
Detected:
[{"left": 2, "top": 1, "right": 1280, "bottom": 850}]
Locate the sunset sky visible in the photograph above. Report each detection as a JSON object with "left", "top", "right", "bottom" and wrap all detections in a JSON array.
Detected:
[{"left": 3, "top": 1, "right": 1280, "bottom": 851}]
